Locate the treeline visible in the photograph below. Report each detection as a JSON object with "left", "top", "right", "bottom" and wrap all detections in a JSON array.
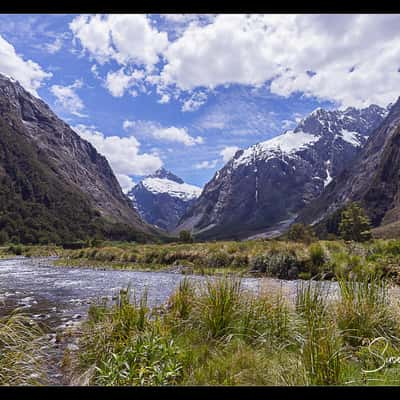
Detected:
[{"left": 0, "top": 119, "right": 148, "bottom": 245}]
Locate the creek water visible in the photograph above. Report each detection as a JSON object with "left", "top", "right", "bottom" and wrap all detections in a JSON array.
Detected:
[{"left": 0, "top": 256, "right": 337, "bottom": 385}]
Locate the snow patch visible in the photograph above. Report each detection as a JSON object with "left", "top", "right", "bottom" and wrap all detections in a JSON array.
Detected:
[
  {"left": 142, "top": 177, "right": 202, "bottom": 201},
  {"left": 340, "top": 129, "right": 362, "bottom": 147},
  {"left": 324, "top": 160, "right": 333, "bottom": 187},
  {"left": 233, "top": 130, "right": 319, "bottom": 168}
]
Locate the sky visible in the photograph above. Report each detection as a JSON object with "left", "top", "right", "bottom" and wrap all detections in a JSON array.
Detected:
[{"left": 0, "top": 13, "right": 399, "bottom": 192}]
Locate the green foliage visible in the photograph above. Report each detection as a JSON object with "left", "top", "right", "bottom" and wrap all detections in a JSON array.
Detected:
[
  {"left": 0, "top": 118, "right": 150, "bottom": 245},
  {"left": 197, "top": 278, "right": 242, "bottom": 339},
  {"left": 336, "top": 274, "right": 399, "bottom": 347},
  {"left": 339, "top": 202, "right": 372, "bottom": 242},
  {"left": 287, "top": 223, "right": 317, "bottom": 244},
  {"left": 250, "top": 250, "right": 302, "bottom": 279},
  {"left": 295, "top": 282, "right": 344, "bottom": 385},
  {"left": 94, "top": 333, "right": 183, "bottom": 386},
  {"left": 308, "top": 243, "right": 327, "bottom": 276},
  {"left": 179, "top": 230, "right": 193, "bottom": 243}
]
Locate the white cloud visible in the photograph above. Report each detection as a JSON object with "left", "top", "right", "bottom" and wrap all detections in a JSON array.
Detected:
[
  {"left": 181, "top": 91, "right": 208, "bottom": 112},
  {"left": 105, "top": 68, "right": 145, "bottom": 97},
  {"left": 159, "top": 14, "right": 400, "bottom": 108},
  {"left": 0, "top": 34, "right": 51, "bottom": 96},
  {"left": 220, "top": 146, "right": 240, "bottom": 163},
  {"left": 123, "top": 120, "right": 204, "bottom": 146},
  {"left": 116, "top": 173, "right": 136, "bottom": 193},
  {"left": 50, "top": 79, "right": 87, "bottom": 117},
  {"left": 70, "top": 14, "right": 400, "bottom": 108},
  {"left": 73, "top": 124, "right": 163, "bottom": 192},
  {"left": 44, "top": 36, "right": 63, "bottom": 54},
  {"left": 70, "top": 14, "right": 168, "bottom": 69},
  {"left": 195, "top": 159, "right": 218, "bottom": 169}
]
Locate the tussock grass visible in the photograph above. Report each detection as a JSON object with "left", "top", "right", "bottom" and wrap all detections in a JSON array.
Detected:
[
  {"left": 56, "top": 238, "right": 400, "bottom": 284},
  {"left": 0, "top": 311, "right": 47, "bottom": 385},
  {"left": 71, "top": 274, "right": 400, "bottom": 386}
]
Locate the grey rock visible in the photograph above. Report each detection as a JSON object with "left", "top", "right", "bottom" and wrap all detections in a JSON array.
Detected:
[{"left": 177, "top": 105, "right": 387, "bottom": 240}]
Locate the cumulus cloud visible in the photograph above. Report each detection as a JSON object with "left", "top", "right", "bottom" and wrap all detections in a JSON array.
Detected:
[
  {"left": 105, "top": 68, "right": 145, "bottom": 97},
  {"left": 50, "top": 79, "right": 87, "bottom": 117},
  {"left": 123, "top": 120, "right": 204, "bottom": 146},
  {"left": 71, "top": 14, "right": 400, "bottom": 108},
  {"left": 116, "top": 173, "right": 136, "bottom": 193},
  {"left": 70, "top": 14, "right": 168, "bottom": 69},
  {"left": 195, "top": 159, "right": 218, "bottom": 169},
  {"left": 0, "top": 34, "right": 51, "bottom": 96},
  {"left": 73, "top": 124, "right": 163, "bottom": 192},
  {"left": 220, "top": 146, "right": 240, "bottom": 163}
]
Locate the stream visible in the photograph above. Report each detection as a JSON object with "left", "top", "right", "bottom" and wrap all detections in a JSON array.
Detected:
[{"left": 0, "top": 256, "right": 338, "bottom": 385}]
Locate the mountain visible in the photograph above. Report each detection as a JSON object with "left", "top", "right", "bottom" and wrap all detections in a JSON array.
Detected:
[
  {"left": 298, "top": 97, "right": 400, "bottom": 238},
  {"left": 128, "top": 168, "right": 202, "bottom": 231},
  {"left": 0, "top": 73, "right": 157, "bottom": 244},
  {"left": 176, "top": 105, "right": 388, "bottom": 240}
]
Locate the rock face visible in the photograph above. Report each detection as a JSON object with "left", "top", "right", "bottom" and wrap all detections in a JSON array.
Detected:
[
  {"left": 177, "top": 105, "right": 387, "bottom": 240},
  {"left": 128, "top": 168, "right": 202, "bottom": 231},
  {"left": 0, "top": 73, "right": 156, "bottom": 243},
  {"left": 298, "top": 97, "right": 400, "bottom": 237}
]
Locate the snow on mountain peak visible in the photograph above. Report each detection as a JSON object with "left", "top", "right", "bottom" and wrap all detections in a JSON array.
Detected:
[
  {"left": 141, "top": 176, "right": 202, "bottom": 201},
  {"left": 233, "top": 130, "right": 319, "bottom": 169}
]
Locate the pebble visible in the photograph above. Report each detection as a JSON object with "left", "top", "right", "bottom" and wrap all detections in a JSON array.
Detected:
[{"left": 66, "top": 343, "right": 79, "bottom": 351}]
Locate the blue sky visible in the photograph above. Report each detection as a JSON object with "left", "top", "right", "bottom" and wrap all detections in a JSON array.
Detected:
[{"left": 0, "top": 14, "right": 399, "bottom": 191}]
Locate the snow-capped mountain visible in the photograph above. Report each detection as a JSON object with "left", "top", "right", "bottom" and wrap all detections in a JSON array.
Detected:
[
  {"left": 176, "top": 104, "right": 388, "bottom": 240},
  {"left": 298, "top": 97, "right": 400, "bottom": 237},
  {"left": 128, "top": 168, "right": 202, "bottom": 231}
]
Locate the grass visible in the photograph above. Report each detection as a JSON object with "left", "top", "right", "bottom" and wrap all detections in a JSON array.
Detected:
[
  {"left": 38, "top": 238, "right": 400, "bottom": 284},
  {"left": 67, "top": 274, "right": 400, "bottom": 386},
  {"left": 0, "top": 311, "right": 48, "bottom": 385}
]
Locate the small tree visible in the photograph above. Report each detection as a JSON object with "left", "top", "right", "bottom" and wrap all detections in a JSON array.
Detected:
[
  {"left": 0, "top": 230, "right": 9, "bottom": 245},
  {"left": 339, "top": 202, "right": 372, "bottom": 242},
  {"left": 287, "top": 223, "right": 317, "bottom": 244},
  {"left": 179, "top": 230, "right": 193, "bottom": 243}
]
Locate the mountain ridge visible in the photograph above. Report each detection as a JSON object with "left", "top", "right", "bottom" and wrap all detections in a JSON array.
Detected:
[{"left": 176, "top": 103, "right": 387, "bottom": 240}]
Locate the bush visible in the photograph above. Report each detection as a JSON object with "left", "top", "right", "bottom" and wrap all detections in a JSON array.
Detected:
[
  {"left": 179, "top": 230, "right": 193, "bottom": 243},
  {"left": 8, "top": 244, "right": 23, "bottom": 255},
  {"left": 94, "top": 332, "right": 183, "bottom": 386},
  {"left": 205, "top": 252, "right": 234, "bottom": 269},
  {"left": 250, "top": 250, "right": 302, "bottom": 279},
  {"left": 0, "top": 230, "right": 9, "bottom": 245},
  {"left": 307, "top": 243, "right": 326, "bottom": 276},
  {"left": 287, "top": 223, "right": 316, "bottom": 244},
  {"left": 339, "top": 202, "right": 372, "bottom": 242}
]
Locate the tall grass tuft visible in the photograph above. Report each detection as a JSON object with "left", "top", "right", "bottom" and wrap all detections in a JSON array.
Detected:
[
  {"left": 295, "top": 282, "right": 344, "bottom": 385},
  {"left": 197, "top": 277, "right": 242, "bottom": 339},
  {"left": 167, "top": 278, "right": 195, "bottom": 320},
  {"left": 0, "top": 311, "right": 47, "bottom": 385},
  {"left": 336, "top": 273, "right": 399, "bottom": 347}
]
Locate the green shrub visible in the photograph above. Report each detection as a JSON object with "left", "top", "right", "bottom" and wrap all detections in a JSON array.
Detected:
[
  {"left": 205, "top": 252, "right": 234, "bottom": 269},
  {"left": 308, "top": 243, "right": 326, "bottom": 276},
  {"left": 287, "top": 223, "right": 317, "bottom": 244},
  {"left": 339, "top": 202, "right": 372, "bottom": 242},
  {"left": 179, "top": 230, "right": 193, "bottom": 243},
  {"left": 94, "top": 332, "right": 183, "bottom": 386},
  {"left": 250, "top": 250, "right": 302, "bottom": 279}
]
